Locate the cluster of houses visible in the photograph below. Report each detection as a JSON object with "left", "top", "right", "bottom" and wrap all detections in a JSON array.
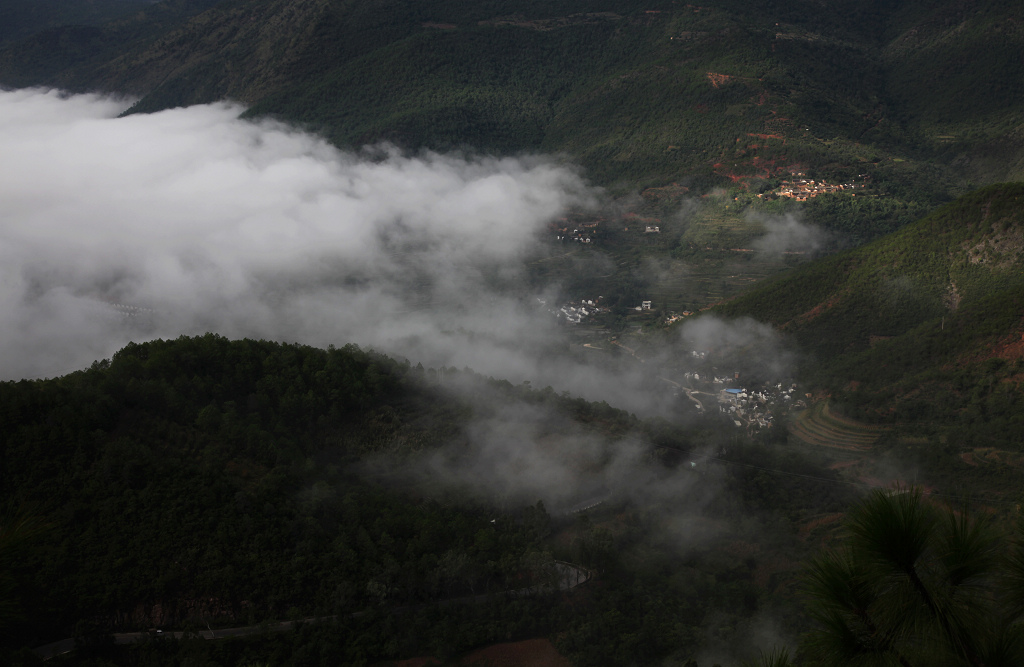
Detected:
[
  {"left": 673, "top": 357, "right": 807, "bottom": 431},
  {"left": 538, "top": 295, "right": 660, "bottom": 325},
  {"left": 718, "top": 387, "right": 773, "bottom": 428},
  {"left": 716, "top": 382, "right": 805, "bottom": 430},
  {"left": 664, "top": 310, "right": 695, "bottom": 324},
  {"left": 549, "top": 297, "right": 605, "bottom": 324},
  {"left": 758, "top": 174, "right": 870, "bottom": 201},
  {"left": 85, "top": 299, "right": 157, "bottom": 322},
  {"left": 554, "top": 220, "right": 600, "bottom": 244}
]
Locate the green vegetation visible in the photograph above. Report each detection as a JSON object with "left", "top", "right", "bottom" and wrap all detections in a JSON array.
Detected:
[
  {"left": 716, "top": 183, "right": 1024, "bottom": 442},
  {"left": 1, "top": 335, "right": 859, "bottom": 666},
  {"left": 0, "top": 0, "right": 149, "bottom": 46},
  {"left": 7, "top": 0, "right": 1022, "bottom": 320},
  {"left": 2, "top": 0, "right": 1021, "bottom": 204},
  {"left": 1, "top": 336, "right": 539, "bottom": 641},
  {"left": 802, "top": 487, "right": 1024, "bottom": 666},
  {"left": 3, "top": 1, "right": 1024, "bottom": 663}
]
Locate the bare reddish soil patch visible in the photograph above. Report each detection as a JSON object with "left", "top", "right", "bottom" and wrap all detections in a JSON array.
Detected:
[
  {"left": 641, "top": 182, "right": 690, "bottom": 202},
  {"left": 706, "top": 72, "right": 732, "bottom": 88},
  {"left": 949, "top": 323, "right": 1024, "bottom": 368},
  {"left": 991, "top": 331, "right": 1024, "bottom": 360},
  {"left": 792, "top": 292, "right": 845, "bottom": 326},
  {"left": 960, "top": 448, "right": 1024, "bottom": 469}
]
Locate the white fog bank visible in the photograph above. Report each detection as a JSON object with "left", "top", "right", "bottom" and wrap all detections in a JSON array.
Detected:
[
  {"left": 1, "top": 89, "right": 797, "bottom": 421},
  {"left": 0, "top": 89, "right": 596, "bottom": 381}
]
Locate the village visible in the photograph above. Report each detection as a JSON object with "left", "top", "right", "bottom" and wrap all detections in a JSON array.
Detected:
[
  {"left": 664, "top": 310, "right": 695, "bottom": 324},
  {"left": 713, "top": 380, "right": 806, "bottom": 430},
  {"left": 552, "top": 219, "right": 600, "bottom": 243},
  {"left": 541, "top": 295, "right": 666, "bottom": 324},
  {"left": 673, "top": 356, "right": 806, "bottom": 432},
  {"left": 536, "top": 288, "right": 802, "bottom": 433},
  {"left": 758, "top": 173, "right": 871, "bottom": 201},
  {"left": 539, "top": 296, "right": 609, "bottom": 324}
]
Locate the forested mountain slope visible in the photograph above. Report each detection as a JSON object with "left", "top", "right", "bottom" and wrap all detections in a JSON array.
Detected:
[
  {"left": 0, "top": 0, "right": 154, "bottom": 46},
  {"left": 3, "top": 2, "right": 1024, "bottom": 664},
  {"left": 715, "top": 182, "right": 1024, "bottom": 443},
  {"left": 1, "top": 0, "right": 1022, "bottom": 195},
  {"left": 4, "top": 335, "right": 1012, "bottom": 666},
  {"left": 0, "top": 336, "right": 588, "bottom": 657},
  {"left": 1, "top": 335, "right": 855, "bottom": 666}
]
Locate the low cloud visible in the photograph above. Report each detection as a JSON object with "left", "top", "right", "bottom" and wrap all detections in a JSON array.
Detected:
[
  {"left": 748, "top": 211, "right": 827, "bottom": 256},
  {"left": 366, "top": 378, "right": 710, "bottom": 517},
  {"left": 0, "top": 89, "right": 800, "bottom": 427},
  {"left": 0, "top": 89, "right": 595, "bottom": 381},
  {"left": 5, "top": 94, "right": 810, "bottom": 657},
  {"left": 412, "top": 399, "right": 648, "bottom": 511},
  {"left": 678, "top": 315, "right": 796, "bottom": 380}
]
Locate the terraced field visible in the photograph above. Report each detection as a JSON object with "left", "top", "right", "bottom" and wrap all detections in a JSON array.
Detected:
[{"left": 789, "top": 401, "right": 888, "bottom": 451}]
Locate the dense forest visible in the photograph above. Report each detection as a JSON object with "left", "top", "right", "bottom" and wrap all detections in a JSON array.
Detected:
[
  {"left": 1, "top": 335, "right": 866, "bottom": 666},
  {"left": 0, "top": 0, "right": 157, "bottom": 46}
]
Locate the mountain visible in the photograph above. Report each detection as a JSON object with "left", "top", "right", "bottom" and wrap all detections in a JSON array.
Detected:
[
  {"left": 1, "top": 0, "right": 1022, "bottom": 197},
  {"left": 0, "top": 0, "right": 155, "bottom": 47},
  {"left": 881, "top": 0, "right": 1024, "bottom": 184},
  {"left": 0, "top": 0, "right": 224, "bottom": 84},
  {"left": 3, "top": 0, "right": 1022, "bottom": 433},
  {"left": 3, "top": 2, "right": 1024, "bottom": 662},
  {"left": 0, "top": 335, "right": 849, "bottom": 665},
  {"left": 715, "top": 182, "right": 1024, "bottom": 447}
]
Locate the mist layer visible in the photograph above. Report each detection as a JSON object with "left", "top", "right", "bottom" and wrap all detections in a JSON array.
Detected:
[{"left": 0, "top": 89, "right": 595, "bottom": 380}]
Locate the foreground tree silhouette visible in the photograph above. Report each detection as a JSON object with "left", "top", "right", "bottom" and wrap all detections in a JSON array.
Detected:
[{"left": 802, "top": 487, "right": 1024, "bottom": 667}]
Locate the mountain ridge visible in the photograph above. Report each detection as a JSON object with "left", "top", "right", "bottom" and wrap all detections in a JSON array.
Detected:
[{"left": 3, "top": 0, "right": 1022, "bottom": 196}]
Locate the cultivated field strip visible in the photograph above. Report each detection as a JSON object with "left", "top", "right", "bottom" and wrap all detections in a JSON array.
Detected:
[{"left": 788, "top": 401, "right": 887, "bottom": 451}]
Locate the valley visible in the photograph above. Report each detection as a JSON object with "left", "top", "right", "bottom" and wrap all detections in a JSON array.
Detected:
[{"left": 1, "top": 1, "right": 1023, "bottom": 666}]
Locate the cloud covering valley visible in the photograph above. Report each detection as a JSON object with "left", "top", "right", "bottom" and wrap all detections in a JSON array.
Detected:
[
  {"left": 1, "top": 89, "right": 596, "bottom": 381},
  {"left": 1, "top": 88, "right": 797, "bottom": 423}
]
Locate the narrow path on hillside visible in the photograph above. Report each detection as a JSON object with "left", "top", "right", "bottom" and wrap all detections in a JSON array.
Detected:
[
  {"left": 611, "top": 339, "right": 644, "bottom": 362},
  {"left": 659, "top": 376, "right": 703, "bottom": 412}
]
